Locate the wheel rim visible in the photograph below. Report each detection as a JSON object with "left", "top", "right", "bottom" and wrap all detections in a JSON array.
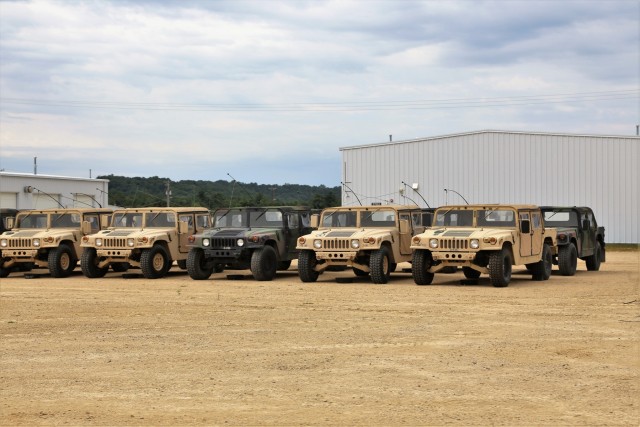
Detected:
[
  {"left": 60, "top": 253, "right": 70, "bottom": 270},
  {"left": 152, "top": 253, "right": 164, "bottom": 271}
]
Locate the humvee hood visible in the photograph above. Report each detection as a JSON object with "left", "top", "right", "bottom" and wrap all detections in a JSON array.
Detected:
[
  {"left": 428, "top": 227, "right": 514, "bottom": 239},
  {"left": 202, "top": 228, "right": 280, "bottom": 238},
  {"left": 4, "top": 229, "right": 72, "bottom": 238}
]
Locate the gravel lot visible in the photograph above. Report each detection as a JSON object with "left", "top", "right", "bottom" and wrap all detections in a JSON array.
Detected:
[{"left": 1, "top": 249, "right": 638, "bottom": 426}]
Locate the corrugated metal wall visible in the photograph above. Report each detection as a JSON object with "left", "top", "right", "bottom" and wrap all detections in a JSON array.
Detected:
[{"left": 341, "top": 131, "right": 639, "bottom": 243}]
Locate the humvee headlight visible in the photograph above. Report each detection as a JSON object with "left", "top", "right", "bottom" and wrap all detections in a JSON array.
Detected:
[
  {"left": 0, "top": 239, "right": 7, "bottom": 248},
  {"left": 470, "top": 239, "right": 479, "bottom": 249},
  {"left": 237, "top": 239, "right": 245, "bottom": 247},
  {"left": 429, "top": 238, "right": 438, "bottom": 248},
  {"left": 298, "top": 237, "right": 306, "bottom": 245},
  {"left": 95, "top": 238, "right": 103, "bottom": 247},
  {"left": 127, "top": 238, "right": 135, "bottom": 247},
  {"left": 33, "top": 238, "right": 41, "bottom": 247},
  {"left": 412, "top": 236, "right": 421, "bottom": 245},
  {"left": 44, "top": 237, "right": 54, "bottom": 243},
  {"left": 202, "top": 238, "right": 210, "bottom": 247},
  {"left": 313, "top": 239, "right": 322, "bottom": 249},
  {"left": 249, "top": 236, "right": 260, "bottom": 243},
  {"left": 351, "top": 239, "right": 360, "bottom": 249}
]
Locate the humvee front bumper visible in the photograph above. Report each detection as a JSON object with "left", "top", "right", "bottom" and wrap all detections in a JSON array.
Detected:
[{"left": 430, "top": 251, "right": 476, "bottom": 262}]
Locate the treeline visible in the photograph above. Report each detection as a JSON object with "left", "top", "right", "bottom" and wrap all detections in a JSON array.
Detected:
[{"left": 98, "top": 175, "right": 341, "bottom": 210}]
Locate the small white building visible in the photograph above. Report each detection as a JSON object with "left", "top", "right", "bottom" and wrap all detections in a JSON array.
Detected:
[
  {"left": 0, "top": 172, "right": 109, "bottom": 210},
  {"left": 340, "top": 130, "right": 639, "bottom": 243}
]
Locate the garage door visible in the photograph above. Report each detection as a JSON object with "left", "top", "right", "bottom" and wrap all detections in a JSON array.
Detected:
[
  {"left": 33, "top": 193, "right": 62, "bottom": 209},
  {"left": 0, "top": 192, "right": 17, "bottom": 209}
]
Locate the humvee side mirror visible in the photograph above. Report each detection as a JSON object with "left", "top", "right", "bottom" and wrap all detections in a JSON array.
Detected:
[
  {"left": 310, "top": 214, "right": 319, "bottom": 228},
  {"left": 178, "top": 220, "right": 189, "bottom": 234},
  {"left": 5, "top": 217, "right": 14, "bottom": 230},
  {"left": 582, "top": 219, "right": 590, "bottom": 230},
  {"left": 399, "top": 219, "right": 409, "bottom": 234},
  {"left": 81, "top": 221, "right": 93, "bottom": 235},
  {"left": 520, "top": 219, "right": 530, "bottom": 234}
]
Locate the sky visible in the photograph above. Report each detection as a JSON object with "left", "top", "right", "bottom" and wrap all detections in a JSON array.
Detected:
[{"left": 0, "top": 0, "right": 638, "bottom": 186}]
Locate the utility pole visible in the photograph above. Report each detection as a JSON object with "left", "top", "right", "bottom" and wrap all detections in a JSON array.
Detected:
[{"left": 165, "top": 181, "right": 172, "bottom": 207}]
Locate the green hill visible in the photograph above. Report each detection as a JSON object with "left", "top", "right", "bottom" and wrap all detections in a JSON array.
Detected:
[{"left": 98, "top": 175, "right": 340, "bottom": 210}]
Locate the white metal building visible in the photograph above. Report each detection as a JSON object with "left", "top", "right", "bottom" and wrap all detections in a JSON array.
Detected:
[
  {"left": 340, "top": 130, "right": 639, "bottom": 243},
  {"left": 0, "top": 172, "right": 109, "bottom": 210}
]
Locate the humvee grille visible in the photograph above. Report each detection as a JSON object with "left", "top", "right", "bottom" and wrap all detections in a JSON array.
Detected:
[
  {"left": 6, "top": 238, "right": 31, "bottom": 248},
  {"left": 322, "top": 239, "right": 350, "bottom": 250},
  {"left": 438, "top": 238, "right": 469, "bottom": 250},
  {"left": 103, "top": 238, "right": 127, "bottom": 247},
  {"left": 211, "top": 238, "right": 238, "bottom": 248}
]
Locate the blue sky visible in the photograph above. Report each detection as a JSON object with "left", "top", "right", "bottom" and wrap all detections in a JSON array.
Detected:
[{"left": 0, "top": 0, "right": 637, "bottom": 185}]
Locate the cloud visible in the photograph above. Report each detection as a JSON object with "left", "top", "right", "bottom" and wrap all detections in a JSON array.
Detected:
[{"left": 0, "top": 0, "right": 637, "bottom": 185}]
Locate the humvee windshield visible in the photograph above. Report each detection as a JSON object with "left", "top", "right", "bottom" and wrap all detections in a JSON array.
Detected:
[
  {"left": 51, "top": 213, "right": 81, "bottom": 228},
  {"left": 249, "top": 209, "right": 283, "bottom": 227},
  {"left": 434, "top": 209, "right": 474, "bottom": 227},
  {"left": 434, "top": 208, "right": 516, "bottom": 227},
  {"left": 16, "top": 213, "right": 48, "bottom": 229},
  {"left": 145, "top": 212, "right": 177, "bottom": 228},
  {"left": 112, "top": 212, "right": 143, "bottom": 228},
  {"left": 543, "top": 210, "right": 578, "bottom": 227},
  {"left": 321, "top": 210, "right": 357, "bottom": 227}
]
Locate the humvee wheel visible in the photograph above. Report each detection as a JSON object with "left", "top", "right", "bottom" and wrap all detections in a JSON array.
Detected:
[
  {"left": 462, "top": 267, "right": 481, "bottom": 279},
  {"left": 412, "top": 250, "right": 434, "bottom": 285},
  {"left": 298, "top": 250, "right": 319, "bottom": 282},
  {"left": 140, "top": 245, "right": 171, "bottom": 279},
  {"left": 49, "top": 243, "right": 77, "bottom": 278},
  {"left": 81, "top": 248, "right": 108, "bottom": 278},
  {"left": 585, "top": 242, "right": 602, "bottom": 271},
  {"left": 187, "top": 248, "right": 213, "bottom": 280},
  {"left": 531, "top": 244, "right": 552, "bottom": 281},
  {"left": 558, "top": 243, "right": 577, "bottom": 276},
  {"left": 488, "top": 248, "right": 512, "bottom": 287},
  {"left": 370, "top": 246, "right": 392, "bottom": 284},
  {"left": 251, "top": 246, "right": 277, "bottom": 281}
]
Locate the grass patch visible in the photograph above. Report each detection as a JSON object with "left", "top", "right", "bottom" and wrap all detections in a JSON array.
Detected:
[{"left": 606, "top": 243, "right": 639, "bottom": 251}]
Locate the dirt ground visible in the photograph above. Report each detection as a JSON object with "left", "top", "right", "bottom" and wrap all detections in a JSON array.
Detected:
[{"left": 1, "top": 249, "right": 638, "bottom": 426}]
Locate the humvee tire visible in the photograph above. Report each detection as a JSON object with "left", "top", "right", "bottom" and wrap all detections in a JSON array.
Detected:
[
  {"left": 488, "top": 248, "right": 512, "bottom": 287},
  {"left": 411, "top": 250, "right": 434, "bottom": 286},
  {"left": 250, "top": 246, "right": 277, "bottom": 281},
  {"left": 585, "top": 242, "right": 602, "bottom": 271},
  {"left": 370, "top": 246, "right": 392, "bottom": 284},
  {"left": 298, "top": 250, "right": 320, "bottom": 282},
  {"left": 187, "top": 248, "right": 214, "bottom": 280},
  {"left": 0, "top": 266, "right": 12, "bottom": 278},
  {"left": 140, "top": 245, "right": 171, "bottom": 279},
  {"left": 81, "top": 249, "right": 108, "bottom": 278},
  {"left": 48, "top": 243, "right": 77, "bottom": 278},
  {"left": 558, "top": 243, "right": 577, "bottom": 276},
  {"left": 531, "top": 243, "right": 552, "bottom": 281}
]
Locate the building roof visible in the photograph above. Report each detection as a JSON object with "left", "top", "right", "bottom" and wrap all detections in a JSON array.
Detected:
[{"left": 339, "top": 129, "right": 640, "bottom": 151}]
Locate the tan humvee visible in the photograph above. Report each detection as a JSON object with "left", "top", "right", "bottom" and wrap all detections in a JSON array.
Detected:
[
  {"left": 0, "top": 208, "right": 113, "bottom": 278},
  {"left": 80, "top": 207, "right": 210, "bottom": 279},
  {"left": 296, "top": 205, "right": 431, "bottom": 284},
  {"left": 410, "top": 204, "right": 557, "bottom": 287}
]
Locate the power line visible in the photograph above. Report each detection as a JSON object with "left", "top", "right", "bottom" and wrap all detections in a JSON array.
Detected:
[{"left": 0, "top": 89, "right": 636, "bottom": 112}]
